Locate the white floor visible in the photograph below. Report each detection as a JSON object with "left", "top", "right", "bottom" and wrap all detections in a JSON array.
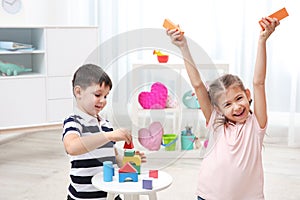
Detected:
[{"left": 0, "top": 129, "right": 300, "bottom": 200}]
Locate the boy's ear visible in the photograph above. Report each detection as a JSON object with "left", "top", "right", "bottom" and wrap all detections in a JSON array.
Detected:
[{"left": 73, "top": 86, "right": 82, "bottom": 98}]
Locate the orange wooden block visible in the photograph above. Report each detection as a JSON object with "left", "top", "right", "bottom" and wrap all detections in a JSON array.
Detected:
[
  {"left": 163, "top": 18, "right": 184, "bottom": 35},
  {"left": 259, "top": 7, "right": 289, "bottom": 30},
  {"left": 269, "top": 7, "right": 289, "bottom": 21}
]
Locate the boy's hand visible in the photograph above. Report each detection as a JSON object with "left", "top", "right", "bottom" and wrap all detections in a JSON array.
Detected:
[
  {"left": 106, "top": 128, "right": 132, "bottom": 144},
  {"left": 166, "top": 28, "right": 187, "bottom": 48},
  {"left": 259, "top": 17, "right": 280, "bottom": 41},
  {"left": 135, "top": 150, "right": 147, "bottom": 163}
]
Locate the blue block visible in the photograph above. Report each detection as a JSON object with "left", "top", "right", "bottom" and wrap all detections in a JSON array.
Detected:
[{"left": 119, "top": 172, "right": 138, "bottom": 182}]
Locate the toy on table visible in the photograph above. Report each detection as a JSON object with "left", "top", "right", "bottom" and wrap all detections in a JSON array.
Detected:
[
  {"left": 118, "top": 162, "right": 138, "bottom": 182},
  {"left": 103, "top": 161, "right": 115, "bottom": 182},
  {"left": 142, "top": 170, "right": 159, "bottom": 190},
  {"left": 259, "top": 7, "right": 289, "bottom": 30},
  {"left": 149, "top": 170, "right": 158, "bottom": 178},
  {"left": 138, "top": 121, "right": 163, "bottom": 151},
  {"left": 153, "top": 50, "right": 169, "bottom": 63},
  {"left": 142, "top": 179, "right": 153, "bottom": 190},
  {"left": 122, "top": 149, "right": 141, "bottom": 174},
  {"left": 163, "top": 18, "right": 184, "bottom": 39},
  {"left": 0, "top": 60, "right": 32, "bottom": 76}
]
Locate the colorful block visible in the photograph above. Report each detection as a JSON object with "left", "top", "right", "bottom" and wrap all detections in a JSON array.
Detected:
[
  {"left": 119, "top": 172, "right": 138, "bottom": 182},
  {"left": 163, "top": 18, "right": 184, "bottom": 35},
  {"left": 119, "top": 162, "right": 137, "bottom": 173},
  {"left": 259, "top": 7, "right": 289, "bottom": 30},
  {"left": 149, "top": 170, "right": 158, "bottom": 178},
  {"left": 123, "top": 155, "right": 141, "bottom": 174},
  {"left": 142, "top": 179, "right": 153, "bottom": 190},
  {"left": 124, "top": 141, "right": 134, "bottom": 149},
  {"left": 124, "top": 149, "right": 135, "bottom": 157}
]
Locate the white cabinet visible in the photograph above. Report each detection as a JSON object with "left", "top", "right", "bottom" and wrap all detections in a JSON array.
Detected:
[
  {"left": 45, "top": 27, "right": 99, "bottom": 123},
  {"left": 0, "top": 26, "right": 99, "bottom": 129},
  {"left": 0, "top": 78, "right": 46, "bottom": 128}
]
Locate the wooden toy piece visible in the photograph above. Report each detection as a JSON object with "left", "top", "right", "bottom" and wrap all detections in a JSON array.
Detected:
[
  {"left": 123, "top": 141, "right": 134, "bottom": 149},
  {"left": 122, "top": 154, "right": 141, "bottom": 174},
  {"left": 259, "top": 7, "right": 289, "bottom": 30},
  {"left": 163, "top": 19, "right": 184, "bottom": 36},
  {"left": 124, "top": 149, "right": 135, "bottom": 157},
  {"left": 142, "top": 179, "right": 153, "bottom": 190},
  {"left": 119, "top": 172, "right": 138, "bottom": 182},
  {"left": 269, "top": 7, "right": 289, "bottom": 21},
  {"left": 119, "top": 162, "right": 137, "bottom": 173},
  {"left": 119, "top": 162, "right": 138, "bottom": 182},
  {"left": 103, "top": 161, "right": 115, "bottom": 182},
  {"left": 149, "top": 170, "right": 158, "bottom": 179}
]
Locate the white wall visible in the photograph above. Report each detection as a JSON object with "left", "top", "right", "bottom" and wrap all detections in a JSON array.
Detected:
[{"left": 0, "top": 0, "right": 96, "bottom": 26}]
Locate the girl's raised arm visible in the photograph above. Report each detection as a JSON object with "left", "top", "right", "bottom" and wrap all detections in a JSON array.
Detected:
[
  {"left": 254, "top": 17, "right": 279, "bottom": 128},
  {"left": 167, "top": 29, "right": 213, "bottom": 122}
]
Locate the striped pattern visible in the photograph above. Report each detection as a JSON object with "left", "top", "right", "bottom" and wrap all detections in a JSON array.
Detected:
[{"left": 63, "top": 110, "right": 115, "bottom": 200}]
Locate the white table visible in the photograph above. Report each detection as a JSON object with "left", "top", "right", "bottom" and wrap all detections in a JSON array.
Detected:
[{"left": 92, "top": 171, "right": 173, "bottom": 200}]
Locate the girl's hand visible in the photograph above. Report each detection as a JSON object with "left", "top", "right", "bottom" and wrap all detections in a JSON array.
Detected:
[
  {"left": 259, "top": 17, "right": 280, "bottom": 41},
  {"left": 135, "top": 150, "right": 147, "bottom": 163},
  {"left": 166, "top": 28, "right": 186, "bottom": 48}
]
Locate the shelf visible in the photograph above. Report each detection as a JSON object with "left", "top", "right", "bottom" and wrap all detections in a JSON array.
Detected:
[
  {"left": 0, "top": 26, "right": 99, "bottom": 129},
  {"left": 0, "top": 73, "right": 46, "bottom": 79},
  {"left": 0, "top": 50, "right": 45, "bottom": 55}
]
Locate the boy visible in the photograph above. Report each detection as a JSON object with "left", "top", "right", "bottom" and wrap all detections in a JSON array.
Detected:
[{"left": 62, "top": 64, "right": 144, "bottom": 200}]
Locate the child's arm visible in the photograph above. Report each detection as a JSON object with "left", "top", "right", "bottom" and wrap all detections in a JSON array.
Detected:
[
  {"left": 254, "top": 17, "right": 279, "bottom": 128},
  {"left": 63, "top": 128, "right": 132, "bottom": 156},
  {"left": 167, "top": 29, "right": 213, "bottom": 122}
]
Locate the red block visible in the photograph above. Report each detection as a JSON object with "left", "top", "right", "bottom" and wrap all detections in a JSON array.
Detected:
[
  {"left": 149, "top": 170, "right": 158, "bottom": 178},
  {"left": 124, "top": 141, "right": 134, "bottom": 149}
]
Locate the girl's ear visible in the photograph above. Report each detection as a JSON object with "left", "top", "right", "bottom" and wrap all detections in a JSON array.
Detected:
[
  {"left": 214, "top": 105, "right": 223, "bottom": 115},
  {"left": 245, "top": 89, "right": 251, "bottom": 101}
]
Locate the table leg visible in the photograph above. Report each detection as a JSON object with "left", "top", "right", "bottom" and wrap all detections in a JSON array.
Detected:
[
  {"left": 148, "top": 192, "right": 157, "bottom": 200},
  {"left": 107, "top": 192, "right": 115, "bottom": 200},
  {"left": 124, "top": 194, "right": 140, "bottom": 200}
]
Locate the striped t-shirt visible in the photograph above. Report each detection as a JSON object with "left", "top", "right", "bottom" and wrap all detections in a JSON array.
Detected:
[{"left": 63, "top": 108, "right": 116, "bottom": 200}]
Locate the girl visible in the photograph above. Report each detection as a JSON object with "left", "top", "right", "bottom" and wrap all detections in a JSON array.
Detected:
[{"left": 167, "top": 17, "right": 279, "bottom": 200}]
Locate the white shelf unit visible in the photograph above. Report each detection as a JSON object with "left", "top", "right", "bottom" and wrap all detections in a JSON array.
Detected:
[
  {"left": 130, "top": 63, "right": 229, "bottom": 156},
  {"left": 0, "top": 26, "right": 99, "bottom": 129}
]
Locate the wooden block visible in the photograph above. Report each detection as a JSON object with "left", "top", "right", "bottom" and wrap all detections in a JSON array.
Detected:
[
  {"left": 269, "top": 7, "right": 289, "bottom": 21},
  {"left": 149, "top": 170, "right": 158, "bottom": 178},
  {"left": 142, "top": 179, "right": 153, "bottom": 190},
  {"left": 259, "top": 7, "right": 289, "bottom": 30},
  {"left": 119, "top": 162, "right": 137, "bottom": 173},
  {"left": 163, "top": 19, "right": 184, "bottom": 35},
  {"left": 123, "top": 141, "right": 134, "bottom": 149},
  {"left": 124, "top": 149, "right": 135, "bottom": 157}
]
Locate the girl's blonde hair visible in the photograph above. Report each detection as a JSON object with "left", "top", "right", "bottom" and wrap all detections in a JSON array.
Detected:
[{"left": 208, "top": 74, "right": 249, "bottom": 127}]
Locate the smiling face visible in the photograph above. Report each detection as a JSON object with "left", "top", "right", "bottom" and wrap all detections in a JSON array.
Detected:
[
  {"left": 216, "top": 85, "right": 251, "bottom": 124},
  {"left": 74, "top": 82, "right": 111, "bottom": 117}
]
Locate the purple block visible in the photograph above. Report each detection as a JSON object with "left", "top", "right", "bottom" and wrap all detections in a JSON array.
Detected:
[{"left": 142, "top": 179, "right": 153, "bottom": 190}]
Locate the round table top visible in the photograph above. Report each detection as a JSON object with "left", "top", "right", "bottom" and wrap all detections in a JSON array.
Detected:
[{"left": 92, "top": 170, "right": 173, "bottom": 195}]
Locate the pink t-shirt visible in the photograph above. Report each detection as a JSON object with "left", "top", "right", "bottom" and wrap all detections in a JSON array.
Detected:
[{"left": 196, "top": 110, "right": 267, "bottom": 200}]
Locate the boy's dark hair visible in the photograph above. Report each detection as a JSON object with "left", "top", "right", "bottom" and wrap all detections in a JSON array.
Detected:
[{"left": 72, "top": 64, "right": 112, "bottom": 95}]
